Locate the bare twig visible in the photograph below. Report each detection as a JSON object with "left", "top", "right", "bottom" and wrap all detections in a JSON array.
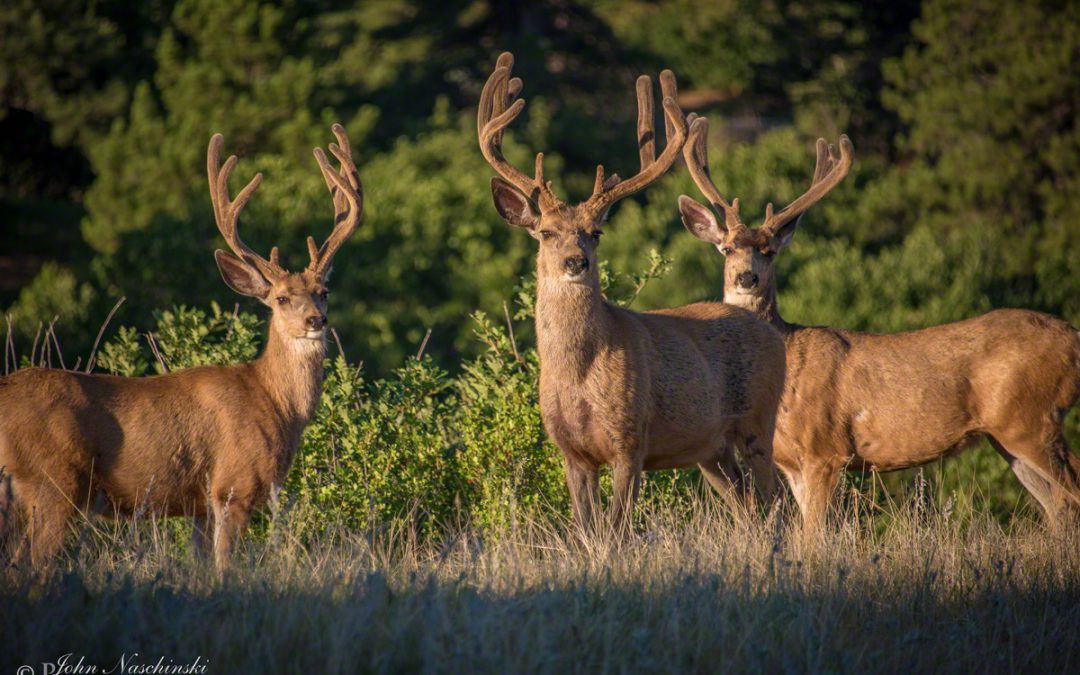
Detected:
[
  {"left": 4, "top": 314, "right": 13, "bottom": 375},
  {"left": 415, "top": 328, "right": 433, "bottom": 360},
  {"left": 330, "top": 327, "right": 346, "bottom": 360},
  {"left": 29, "top": 322, "right": 42, "bottom": 367},
  {"left": 503, "top": 301, "right": 524, "bottom": 367},
  {"left": 146, "top": 332, "right": 169, "bottom": 373},
  {"left": 86, "top": 296, "right": 126, "bottom": 373},
  {"left": 47, "top": 316, "right": 66, "bottom": 370}
]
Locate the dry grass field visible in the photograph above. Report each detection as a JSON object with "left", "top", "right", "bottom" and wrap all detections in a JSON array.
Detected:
[{"left": 3, "top": 489, "right": 1079, "bottom": 674}]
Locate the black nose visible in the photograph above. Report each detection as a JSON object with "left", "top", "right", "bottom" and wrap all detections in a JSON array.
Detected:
[
  {"left": 736, "top": 271, "right": 759, "bottom": 289},
  {"left": 306, "top": 314, "right": 327, "bottom": 329},
  {"left": 564, "top": 256, "right": 588, "bottom": 275}
]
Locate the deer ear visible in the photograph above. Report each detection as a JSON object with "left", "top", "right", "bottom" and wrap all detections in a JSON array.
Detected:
[
  {"left": 678, "top": 195, "right": 724, "bottom": 243},
  {"left": 215, "top": 250, "right": 271, "bottom": 300},
  {"left": 491, "top": 177, "right": 539, "bottom": 230},
  {"left": 773, "top": 215, "right": 801, "bottom": 249}
]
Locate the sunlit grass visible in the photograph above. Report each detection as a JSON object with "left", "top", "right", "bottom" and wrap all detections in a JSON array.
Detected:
[{"left": 3, "top": 489, "right": 1078, "bottom": 674}]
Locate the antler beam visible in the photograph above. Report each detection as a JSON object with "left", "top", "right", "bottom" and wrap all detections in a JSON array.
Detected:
[
  {"left": 583, "top": 69, "right": 688, "bottom": 216},
  {"left": 478, "top": 52, "right": 687, "bottom": 217},
  {"left": 477, "top": 52, "right": 564, "bottom": 212},
  {"left": 681, "top": 116, "right": 745, "bottom": 232},
  {"left": 310, "top": 123, "right": 364, "bottom": 276},
  {"left": 760, "top": 135, "right": 853, "bottom": 236},
  {"left": 207, "top": 134, "right": 284, "bottom": 279}
]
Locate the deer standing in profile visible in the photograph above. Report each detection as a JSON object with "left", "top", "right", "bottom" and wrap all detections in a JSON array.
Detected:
[
  {"left": 0, "top": 124, "right": 363, "bottom": 568},
  {"left": 478, "top": 53, "right": 786, "bottom": 531},
  {"left": 678, "top": 117, "right": 1080, "bottom": 529}
]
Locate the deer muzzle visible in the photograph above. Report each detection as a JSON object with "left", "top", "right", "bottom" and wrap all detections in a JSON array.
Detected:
[
  {"left": 564, "top": 255, "right": 589, "bottom": 277},
  {"left": 735, "top": 271, "right": 759, "bottom": 290}
]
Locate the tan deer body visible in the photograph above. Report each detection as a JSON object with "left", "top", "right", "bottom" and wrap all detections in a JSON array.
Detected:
[
  {"left": 679, "top": 119, "right": 1080, "bottom": 528},
  {"left": 479, "top": 53, "right": 785, "bottom": 528},
  {"left": 0, "top": 125, "right": 363, "bottom": 567},
  {"left": 0, "top": 331, "right": 321, "bottom": 526},
  {"left": 537, "top": 287, "right": 784, "bottom": 495}
]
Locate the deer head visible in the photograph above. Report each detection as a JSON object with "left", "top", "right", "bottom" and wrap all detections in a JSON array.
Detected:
[
  {"left": 678, "top": 116, "right": 852, "bottom": 300},
  {"left": 207, "top": 124, "right": 363, "bottom": 344},
  {"left": 479, "top": 52, "right": 687, "bottom": 287}
]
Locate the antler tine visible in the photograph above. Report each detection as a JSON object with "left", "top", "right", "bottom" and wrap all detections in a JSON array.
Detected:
[
  {"left": 584, "top": 70, "right": 688, "bottom": 216},
  {"left": 310, "top": 123, "right": 364, "bottom": 276},
  {"left": 681, "top": 116, "right": 743, "bottom": 230},
  {"left": 318, "top": 123, "right": 361, "bottom": 220},
  {"left": 812, "top": 138, "right": 833, "bottom": 185},
  {"left": 487, "top": 52, "right": 513, "bottom": 149},
  {"left": 760, "top": 134, "right": 853, "bottom": 236},
  {"left": 659, "top": 69, "right": 678, "bottom": 153},
  {"left": 636, "top": 75, "right": 655, "bottom": 169},
  {"left": 478, "top": 52, "right": 564, "bottom": 211},
  {"left": 207, "top": 134, "right": 282, "bottom": 278}
]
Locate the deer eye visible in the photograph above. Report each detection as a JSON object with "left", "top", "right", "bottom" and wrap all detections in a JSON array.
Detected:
[
  {"left": 319, "top": 290, "right": 329, "bottom": 300},
  {"left": 761, "top": 249, "right": 776, "bottom": 258},
  {"left": 719, "top": 246, "right": 733, "bottom": 256},
  {"left": 276, "top": 296, "right": 289, "bottom": 305},
  {"left": 590, "top": 231, "right": 602, "bottom": 242},
  {"left": 539, "top": 230, "right": 556, "bottom": 241}
]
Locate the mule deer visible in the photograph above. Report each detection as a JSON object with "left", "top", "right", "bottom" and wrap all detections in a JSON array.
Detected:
[
  {"left": 0, "top": 124, "right": 363, "bottom": 568},
  {"left": 678, "top": 117, "right": 1080, "bottom": 528},
  {"left": 478, "top": 52, "right": 786, "bottom": 531}
]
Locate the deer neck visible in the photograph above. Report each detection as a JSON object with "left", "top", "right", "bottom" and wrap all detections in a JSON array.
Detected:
[
  {"left": 253, "top": 322, "right": 326, "bottom": 429},
  {"left": 724, "top": 280, "right": 791, "bottom": 335},
  {"left": 535, "top": 272, "right": 610, "bottom": 381}
]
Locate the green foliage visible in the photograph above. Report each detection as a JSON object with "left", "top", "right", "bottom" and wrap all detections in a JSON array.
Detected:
[
  {"left": 455, "top": 309, "right": 564, "bottom": 530},
  {"left": 325, "top": 105, "right": 535, "bottom": 367},
  {"left": 291, "top": 355, "right": 459, "bottom": 534},
  {"left": 883, "top": 0, "right": 1080, "bottom": 325},
  {"left": 0, "top": 0, "right": 171, "bottom": 203},
  {"left": 96, "top": 303, "right": 261, "bottom": 376},
  {"left": 778, "top": 225, "right": 998, "bottom": 332},
  {"left": 6, "top": 262, "right": 96, "bottom": 334},
  {"left": 151, "top": 303, "right": 262, "bottom": 371},
  {"left": 96, "top": 326, "right": 147, "bottom": 377}
]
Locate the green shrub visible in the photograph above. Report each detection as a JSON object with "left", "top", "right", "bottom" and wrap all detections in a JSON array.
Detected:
[{"left": 290, "top": 355, "right": 459, "bottom": 535}]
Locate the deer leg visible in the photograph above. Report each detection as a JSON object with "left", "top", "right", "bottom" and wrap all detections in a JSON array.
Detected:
[
  {"left": 990, "top": 435, "right": 1080, "bottom": 527},
  {"left": 610, "top": 457, "right": 643, "bottom": 534},
  {"left": 211, "top": 491, "right": 253, "bottom": 570},
  {"left": 16, "top": 463, "right": 88, "bottom": 568},
  {"left": 739, "top": 430, "right": 780, "bottom": 510},
  {"left": 800, "top": 462, "right": 840, "bottom": 532},
  {"left": 564, "top": 460, "right": 599, "bottom": 533},
  {"left": 698, "top": 447, "right": 747, "bottom": 507},
  {"left": 779, "top": 465, "right": 806, "bottom": 515},
  {"left": 0, "top": 468, "right": 15, "bottom": 555},
  {"left": 25, "top": 488, "right": 76, "bottom": 568}
]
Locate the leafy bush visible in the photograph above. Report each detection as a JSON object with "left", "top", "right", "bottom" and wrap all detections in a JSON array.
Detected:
[
  {"left": 290, "top": 355, "right": 459, "bottom": 535},
  {"left": 455, "top": 309, "right": 564, "bottom": 531},
  {"left": 96, "top": 303, "right": 261, "bottom": 375}
]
